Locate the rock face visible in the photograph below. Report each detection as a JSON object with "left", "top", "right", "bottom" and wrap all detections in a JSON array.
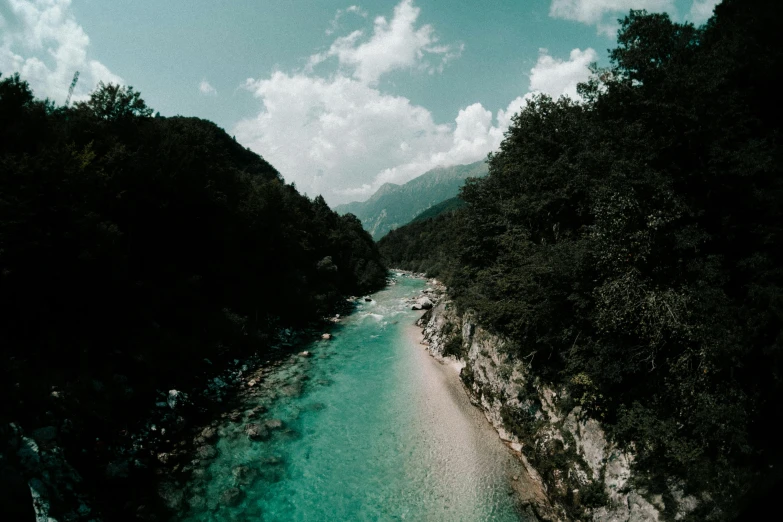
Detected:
[{"left": 418, "top": 296, "right": 698, "bottom": 522}]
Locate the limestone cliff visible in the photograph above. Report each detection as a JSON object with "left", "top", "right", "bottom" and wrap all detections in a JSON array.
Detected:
[{"left": 417, "top": 292, "right": 699, "bottom": 522}]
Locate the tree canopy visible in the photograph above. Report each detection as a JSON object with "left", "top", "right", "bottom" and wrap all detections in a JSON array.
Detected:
[
  {"left": 379, "top": 1, "right": 782, "bottom": 518},
  {"left": 0, "top": 76, "right": 386, "bottom": 519}
]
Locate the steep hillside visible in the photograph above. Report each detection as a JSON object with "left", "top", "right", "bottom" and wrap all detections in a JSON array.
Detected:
[
  {"left": 334, "top": 161, "right": 487, "bottom": 239},
  {"left": 380, "top": 2, "right": 783, "bottom": 519},
  {"left": 409, "top": 196, "right": 465, "bottom": 224},
  {"left": 0, "top": 76, "right": 386, "bottom": 520}
]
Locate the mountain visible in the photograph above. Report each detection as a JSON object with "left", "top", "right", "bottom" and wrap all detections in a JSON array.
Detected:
[{"left": 334, "top": 160, "right": 488, "bottom": 240}]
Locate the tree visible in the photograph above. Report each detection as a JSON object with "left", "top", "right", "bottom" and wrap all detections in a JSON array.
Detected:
[{"left": 75, "top": 81, "right": 153, "bottom": 121}]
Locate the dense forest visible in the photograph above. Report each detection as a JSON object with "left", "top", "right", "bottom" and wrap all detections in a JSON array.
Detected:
[
  {"left": 380, "top": 0, "right": 782, "bottom": 519},
  {"left": 0, "top": 76, "right": 385, "bottom": 518}
]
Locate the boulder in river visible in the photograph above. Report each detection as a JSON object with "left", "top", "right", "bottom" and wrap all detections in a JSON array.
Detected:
[
  {"left": 202, "top": 426, "right": 216, "bottom": 439},
  {"left": 322, "top": 333, "right": 332, "bottom": 340},
  {"left": 416, "top": 296, "right": 434, "bottom": 309},
  {"left": 167, "top": 389, "right": 189, "bottom": 409},
  {"left": 245, "top": 423, "right": 269, "bottom": 440},
  {"left": 196, "top": 445, "right": 217, "bottom": 460}
]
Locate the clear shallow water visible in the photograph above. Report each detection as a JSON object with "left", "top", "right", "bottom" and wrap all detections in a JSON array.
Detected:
[{"left": 177, "top": 275, "right": 531, "bottom": 521}]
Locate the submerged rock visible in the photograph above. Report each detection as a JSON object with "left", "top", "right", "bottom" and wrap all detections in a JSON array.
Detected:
[
  {"left": 264, "top": 419, "right": 283, "bottom": 430},
  {"left": 280, "top": 383, "right": 303, "bottom": 397},
  {"left": 188, "top": 494, "right": 206, "bottom": 510},
  {"left": 245, "top": 423, "right": 269, "bottom": 440},
  {"left": 262, "top": 455, "right": 284, "bottom": 466},
  {"left": 190, "top": 468, "right": 211, "bottom": 480},
  {"left": 158, "top": 482, "right": 184, "bottom": 510},
  {"left": 219, "top": 487, "right": 244, "bottom": 507},
  {"left": 106, "top": 459, "right": 129, "bottom": 479},
  {"left": 232, "top": 465, "right": 258, "bottom": 486},
  {"left": 31, "top": 426, "right": 57, "bottom": 443}
]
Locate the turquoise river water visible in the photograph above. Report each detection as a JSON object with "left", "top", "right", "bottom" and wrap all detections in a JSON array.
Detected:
[{"left": 177, "top": 274, "right": 533, "bottom": 521}]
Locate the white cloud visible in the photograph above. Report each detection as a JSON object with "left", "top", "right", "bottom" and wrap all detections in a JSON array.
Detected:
[
  {"left": 0, "top": 0, "right": 121, "bottom": 103},
  {"left": 311, "top": 0, "right": 460, "bottom": 84},
  {"left": 199, "top": 79, "right": 217, "bottom": 96},
  {"left": 549, "top": 0, "right": 676, "bottom": 35},
  {"left": 325, "top": 4, "right": 368, "bottom": 36},
  {"left": 687, "top": 0, "right": 720, "bottom": 24},
  {"left": 235, "top": 72, "right": 454, "bottom": 202},
  {"left": 529, "top": 47, "right": 598, "bottom": 99},
  {"left": 235, "top": 39, "right": 595, "bottom": 204}
]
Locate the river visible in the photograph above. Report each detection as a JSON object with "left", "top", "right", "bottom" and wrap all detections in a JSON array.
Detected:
[{"left": 177, "top": 274, "right": 534, "bottom": 521}]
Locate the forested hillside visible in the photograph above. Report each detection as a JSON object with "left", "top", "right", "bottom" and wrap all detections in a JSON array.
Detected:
[
  {"left": 335, "top": 160, "right": 487, "bottom": 239},
  {"left": 379, "top": 1, "right": 782, "bottom": 518},
  {"left": 0, "top": 76, "right": 385, "bottom": 518}
]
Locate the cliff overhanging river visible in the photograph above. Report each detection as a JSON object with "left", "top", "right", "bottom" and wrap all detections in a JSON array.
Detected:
[{"left": 173, "top": 273, "right": 538, "bottom": 521}]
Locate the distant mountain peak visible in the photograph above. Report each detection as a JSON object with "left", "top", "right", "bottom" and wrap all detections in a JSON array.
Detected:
[
  {"left": 368, "top": 182, "right": 401, "bottom": 201},
  {"left": 333, "top": 160, "right": 488, "bottom": 240}
]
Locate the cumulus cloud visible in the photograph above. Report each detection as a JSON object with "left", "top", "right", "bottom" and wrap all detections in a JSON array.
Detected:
[
  {"left": 199, "top": 79, "right": 217, "bottom": 96},
  {"left": 0, "top": 0, "right": 121, "bottom": 103},
  {"left": 549, "top": 0, "right": 722, "bottom": 34},
  {"left": 235, "top": 72, "right": 453, "bottom": 201},
  {"left": 530, "top": 47, "right": 598, "bottom": 99},
  {"left": 549, "top": 0, "right": 676, "bottom": 35},
  {"left": 236, "top": 3, "right": 595, "bottom": 203},
  {"left": 687, "top": 0, "right": 720, "bottom": 24},
  {"left": 310, "top": 0, "right": 461, "bottom": 84},
  {"left": 235, "top": 33, "right": 595, "bottom": 205}
]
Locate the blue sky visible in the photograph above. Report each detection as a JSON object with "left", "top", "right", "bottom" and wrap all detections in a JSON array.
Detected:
[{"left": 1, "top": 0, "right": 720, "bottom": 204}]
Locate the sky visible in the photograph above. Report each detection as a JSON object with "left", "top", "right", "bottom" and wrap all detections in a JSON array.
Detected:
[{"left": 1, "top": 0, "right": 721, "bottom": 204}]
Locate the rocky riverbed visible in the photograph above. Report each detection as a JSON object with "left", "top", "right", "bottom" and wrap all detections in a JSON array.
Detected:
[{"left": 168, "top": 273, "right": 537, "bottom": 521}]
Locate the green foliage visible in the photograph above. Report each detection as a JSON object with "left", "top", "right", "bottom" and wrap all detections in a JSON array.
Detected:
[
  {"left": 378, "top": 1, "right": 783, "bottom": 517},
  {"left": 409, "top": 196, "right": 466, "bottom": 224},
  {"left": 74, "top": 81, "right": 153, "bottom": 121},
  {"left": 0, "top": 73, "right": 386, "bottom": 515}
]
